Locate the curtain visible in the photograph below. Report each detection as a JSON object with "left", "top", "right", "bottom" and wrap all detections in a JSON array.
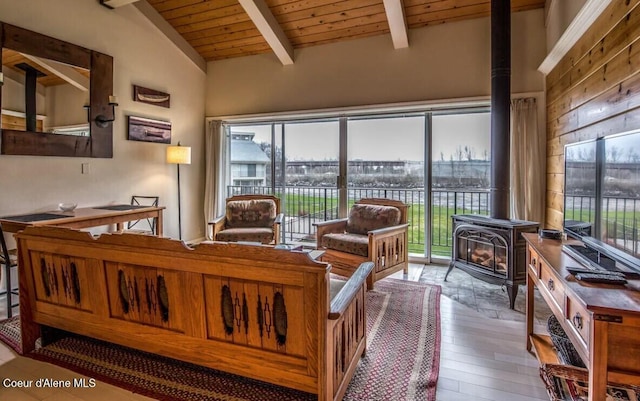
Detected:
[
  {"left": 203, "top": 120, "right": 228, "bottom": 239},
  {"left": 510, "top": 98, "right": 545, "bottom": 224}
]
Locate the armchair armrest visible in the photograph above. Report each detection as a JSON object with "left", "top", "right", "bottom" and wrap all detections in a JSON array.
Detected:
[
  {"left": 314, "top": 218, "right": 348, "bottom": 229},
  {"left": 274, "top": 213, "right": 284, "bottom": 225},
  {"left": 329, "top": 261, "right": 374, "bottom": 320},
  {"left": 315, "top": 218, "right": 348, "bottom": 244},
  {"left": 208, "top": 215, "right": 227, "bottom": 239},
  {"left": 368, "top": 223, "right": 410, "bottom": 237}
]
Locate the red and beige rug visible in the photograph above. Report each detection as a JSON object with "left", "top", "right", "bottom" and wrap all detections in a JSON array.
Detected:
[{"left": 0, "top": 279, "right": 441, "bottom": 401}]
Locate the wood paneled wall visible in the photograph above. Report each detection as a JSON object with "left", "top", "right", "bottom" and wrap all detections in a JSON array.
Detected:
[{"left": 545, "top": 0, "right": 640, "bottom": 229}]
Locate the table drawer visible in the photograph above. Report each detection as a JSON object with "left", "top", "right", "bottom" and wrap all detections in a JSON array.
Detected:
[
  {"left": 566, "top": 296, "right": 590, "bottom": 348},
  {"left": 528, "top": 247, "right": 541, "bottom": 277},
  {"left": 539, "top": 261, "right": 565, "bottom": 310}
]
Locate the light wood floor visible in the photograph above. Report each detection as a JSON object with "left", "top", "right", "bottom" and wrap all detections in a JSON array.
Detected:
[{"left": 0, "top": 263, "right": 551, "bottom": 401}]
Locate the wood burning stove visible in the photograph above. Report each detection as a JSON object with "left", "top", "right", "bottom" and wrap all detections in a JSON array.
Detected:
[
  {"left": 444, "top": 0, "right": 540, "bottom": 309},
  {"left": 445, "top": 215, "right": 538, "bottom": 309}
]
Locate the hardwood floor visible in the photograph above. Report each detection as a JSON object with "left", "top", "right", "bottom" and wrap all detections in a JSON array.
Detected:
[
  {"left": 436, "top": 293, "right": 549, "bottom": 400},
  {"left": 0, "top": 263, "right": 551, "bottom": 400}
]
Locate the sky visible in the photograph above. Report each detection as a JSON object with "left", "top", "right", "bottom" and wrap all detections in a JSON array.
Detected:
[{"left": 231, "top": 112, "right": 491, "bottom": 162}]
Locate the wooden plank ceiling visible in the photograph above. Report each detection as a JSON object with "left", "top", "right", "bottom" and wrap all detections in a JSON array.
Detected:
[{"left": 147, "top": 0, "right": 545, "bottom": 61}]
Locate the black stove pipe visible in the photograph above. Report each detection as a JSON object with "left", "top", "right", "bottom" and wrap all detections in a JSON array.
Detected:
[{"left": 490, "top": 0, "right": 511, "bottom": 220}]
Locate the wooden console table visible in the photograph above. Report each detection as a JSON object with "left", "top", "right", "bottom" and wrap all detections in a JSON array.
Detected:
[
  {"left": 0, "top": 205, "right": 164, "bottom": 236},
  {"left": 523, "top": 233, "right": 640, "bottom": 401}
]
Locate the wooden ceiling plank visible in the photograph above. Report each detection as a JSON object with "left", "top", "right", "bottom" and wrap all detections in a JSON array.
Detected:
[
  {"left": 284, "top": 12, "right": 388, "bottom": 39},
  {"left": 175, "top": 12, "right": 253, "bottom": 35},
  {"left": 160, "top": 0, "right": 237, "bottom": 20},
  {"left": 275, "top": 0, "right": 382, "bottom": 24},
  {"left": 406, "top": 3, "right": 490, "bottom": 27},
  {"left": 190, "top": 30, "right": 267, "bottom": 48},
  {"left": 279, "top": 4, "right": 386, "bottom": 32},
  {"left": 237, "top": 0, "right": 295, "bottom": 65},
  {"left": 201, "top": 42, "right": 272, "bottom": 59},
  {"left": 181, "top": 21, "right": 258, "bottom": 41},
  {"left": 290, "top": 19, "right": 389, "bottom": 45},
  {"left": 165, "top": 4, "right": 245, "bottom": 27},
  {"left": 21, "top": 53, "right": 89, "bottom": 91},
  {"left": 148, "top": 0, "right": 209, "bottom": 13},
  {"left": 404, "top": 0, "right": 486, "bottom": 16},
  {"left": 404, "top": 0, "right": 543, "bottom": 17},
  {"left": 403, "top": 0, "right": 482, "bottom": 7},
  {"left": 383, "top": 0, "right": 409, "bottom": 48},
  {"left": 510, "top": 0, "right": 546, "bottom": 12},
  {"left": 408, "top": 11, "right": 495, "bottom": 28},
  {"left": 193, "top": 35, "right": 268, "bottom": 52},
  {"left": 405, "top": 2, "right": 489, "bottom": 18},
  {"left": 270, "top": 0, "right": 376, "bottom": 18}
]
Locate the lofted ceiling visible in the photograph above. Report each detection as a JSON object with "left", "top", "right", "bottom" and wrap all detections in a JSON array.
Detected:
[{"left": 146, "top": 0, "right": 546, "bottom": 62}]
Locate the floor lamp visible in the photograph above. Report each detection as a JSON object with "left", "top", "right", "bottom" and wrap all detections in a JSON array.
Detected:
[{"left": 166, "top": 142, "right": 191, "bottom": 240}]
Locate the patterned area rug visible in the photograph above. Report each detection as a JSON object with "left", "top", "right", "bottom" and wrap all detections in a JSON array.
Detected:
[
  {"left": 0, "top": 315, "right": 21, "bottom": 354},
  {"left": 0, "top": 279, "right": 441, "bottom": 401}
]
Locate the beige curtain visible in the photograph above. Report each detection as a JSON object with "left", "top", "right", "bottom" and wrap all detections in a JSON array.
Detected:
[
  {"left": 203, "top": 120, "right": 228, "bottom": 239},
  {"left": 510, "top": 98, "right": 545, "bottom": 224}
]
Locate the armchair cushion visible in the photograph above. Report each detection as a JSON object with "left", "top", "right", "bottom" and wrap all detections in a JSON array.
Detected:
[
  {"left": 346, "top": 204, "right": 402, "bottom": 235},
  {"left": 321, "top": 233, "right": 369, "bottom": 257},
  {"left": 225, "top": 199, "right": 276, "bottom": 229},
  {"left": 215, "top": 227, "right": 274, "bottom": 244}
]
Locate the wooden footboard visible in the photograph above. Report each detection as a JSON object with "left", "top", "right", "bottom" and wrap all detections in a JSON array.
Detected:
[{"left": 16, "top": 226, "right": 373, "bottom": 401}]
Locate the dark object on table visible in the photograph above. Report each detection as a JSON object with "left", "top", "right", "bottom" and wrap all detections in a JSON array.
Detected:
[
  {"left": 539, "top": 229, "right": 562, "bottom": 240},
  {"left": 547, "top": 315, "right": 586, "bottom": 368},
  {"left": 575, "top": 273, "right": 627, "bottom": 285},
  {"left": 566, "top": 267, "right": 624, "bottom": 277},
  {"left": 93, "top": 204, "right": 149, "bottom": 211},
  {"left": 0, "top": 213, "right": 64, "bottom": 222}
]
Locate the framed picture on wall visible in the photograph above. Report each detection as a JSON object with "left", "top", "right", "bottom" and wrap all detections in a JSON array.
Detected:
[
  {"left": 133, "top": 85, "right": 170, "bottom": 108},
  {"left": 127, "top": 116, "right": 171, "bottom": 144}
]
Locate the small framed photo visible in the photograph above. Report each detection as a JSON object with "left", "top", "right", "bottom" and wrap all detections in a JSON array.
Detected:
[{"left": 127, "top": 116, "right": 171, "bottom": 144}]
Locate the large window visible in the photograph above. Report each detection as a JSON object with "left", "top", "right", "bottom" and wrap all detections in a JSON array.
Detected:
[
  {"left": 228, "top": 125, "right": 273, "bottom": 193},
  {"left": 347, "top": 115, "right": 426, "bottom": 255},
  {"left": 431, "top": 112, "right": 491, "bottom": 257},
  {"left": 224, "top": 106, "right": 491, "bottom": 260}
]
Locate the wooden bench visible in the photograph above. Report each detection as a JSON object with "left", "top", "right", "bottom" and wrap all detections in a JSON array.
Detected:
[{"left": 16, "top": 226, "right": 374, "bottom": 401}]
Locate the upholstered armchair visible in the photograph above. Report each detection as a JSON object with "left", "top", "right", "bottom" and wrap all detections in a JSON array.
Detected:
[
  {"left": 316, "top": 198, "right": 409, "bottom": 289},
  {"left": 209, "top": 195, "right": 283, "bottom": 245}
]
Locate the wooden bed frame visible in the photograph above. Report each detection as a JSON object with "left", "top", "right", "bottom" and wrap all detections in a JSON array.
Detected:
[{"left": 16, "top": 226, "right": 374, "bottom": 401}]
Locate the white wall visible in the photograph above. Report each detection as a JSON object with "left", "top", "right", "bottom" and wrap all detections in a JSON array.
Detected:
[
  {"left": 1, "top": 77, "right": 46, "bottom": 115},
  {"left": 0, "top": 0, "right": 206, "bottom": 242},
  {"left": 206, "top": 9, "right": 546, "bottom": 117},
  {"left": 545, "top": 0, "right": 587, "bottom": 53},
  {"left": 45, "top": 84, "right": 89, "bottom": 129}
]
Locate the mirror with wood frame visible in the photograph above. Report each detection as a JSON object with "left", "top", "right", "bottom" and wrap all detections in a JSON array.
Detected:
[{"left": 0, "top": 21, "right": 113, "bottom": 157}]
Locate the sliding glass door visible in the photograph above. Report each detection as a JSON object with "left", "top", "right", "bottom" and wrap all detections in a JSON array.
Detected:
[
  {"left": 431, "top": 112, "right": 491, "bottom": 258},
  {"left": 224, "top": 105, "right": 491, "bottom": 259},
  {"left": 347, "top": 115, "right": 427, "bottom": 256},
  {"left": 280, "top": 120, "right": 340, "bottom": 243}
]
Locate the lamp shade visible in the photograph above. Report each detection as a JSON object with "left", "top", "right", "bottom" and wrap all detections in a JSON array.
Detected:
[{"left": 166, "top": 144, "right": 191, "bottom": 165}]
